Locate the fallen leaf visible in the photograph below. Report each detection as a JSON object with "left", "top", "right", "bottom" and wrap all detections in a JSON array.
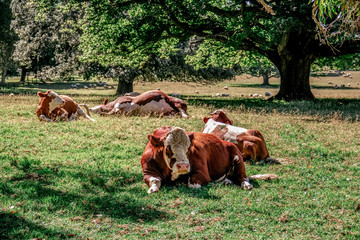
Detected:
[
  {"left": 117, "top": 224, "right": 129, "bottom": 230},
  {"left": 278, "top": 213, "right": 288, "bottom": 223},
  {"left": 92, "top": 218, "right": 102, "bottom": 224},
  {"left": 72, "top": 216, "right": 84, "bottom": 221}
]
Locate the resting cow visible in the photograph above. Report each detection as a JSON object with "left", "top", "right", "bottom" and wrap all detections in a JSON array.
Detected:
[
  {"left": 141, "top": 126, "right": 253, "bottom": 194},
  {"left": 89, "top": 90, "right": 188, "bottom": 118},
  {"left": 36, "top": 90, "right": 95, "bottom": 122},
  {"left": 202, "top": 109, "right": 271, "bottom": 162}
]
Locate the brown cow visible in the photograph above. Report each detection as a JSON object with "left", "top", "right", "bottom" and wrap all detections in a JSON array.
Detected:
[
  {"left": 141, "top": 126, "right": 253, "bottom": 194},
  {"left": 202, "top": 109, "right": 271, "bottom": 162},
  {"left": 36, "top": 90, "right": 95, "bottom": 122},
  {"left": 89, "top": 90, "right": 188, "bottom": 118}
]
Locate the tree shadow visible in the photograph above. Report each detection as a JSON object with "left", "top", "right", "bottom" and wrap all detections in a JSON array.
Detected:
[
  {"left": 311, "top": 85, "right": 358, "bottom": 90},
  {"left": 0, "top": 81, "right": 113, "bottom": 96},
  {"left": 5, "top": 160, "right": 170, "bottom": 224},
  {"left": 187, "top": 97, "right": 360, "bottom": 121},
  {"left": 228, "top": 83, "right": 280, "bottom": 88},
  {"left": 0, "top": 211, "right": 68, "bottom": 239}
]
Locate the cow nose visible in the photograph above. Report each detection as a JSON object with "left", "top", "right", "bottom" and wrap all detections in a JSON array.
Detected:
[{"left": 176, "top": 163, "right": 190, "bottom": 172}]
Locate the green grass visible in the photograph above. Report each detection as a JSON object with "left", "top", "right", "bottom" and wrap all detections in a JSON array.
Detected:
[{"left": 0, "top": 82, "right": 360, "bottom": 239}]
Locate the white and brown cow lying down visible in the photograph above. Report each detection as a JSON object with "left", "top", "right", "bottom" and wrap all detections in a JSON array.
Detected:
[
  {"left": 141, "top": 126, "right": 253, "bottom": 194},
  {"left": 89, "top": 90, "right": 188, "bottom": 118},
  {"left": 202, "top": 109, "right": 274, "bottom": 163},
  {"left": 36, "top": 90, "right": 95, "bottom": 122}
]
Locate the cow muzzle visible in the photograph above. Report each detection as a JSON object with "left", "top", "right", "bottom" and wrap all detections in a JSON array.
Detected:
[{"left": 176, "top": 163, "right": 190, "bottom": 174}]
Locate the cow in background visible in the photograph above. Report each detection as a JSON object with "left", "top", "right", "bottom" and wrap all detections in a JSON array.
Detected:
[
  {"left": 89, "top": 90, "right": 188, "bottom": 118},
  {"left": 141, "top": 126, "right": 252, "bottom": 194},
  {"left": 203, "top": 109, "right": 273, "bottom": 163},
  {"left": 36, "top": 90, "right": 95, "bottom": 122}
]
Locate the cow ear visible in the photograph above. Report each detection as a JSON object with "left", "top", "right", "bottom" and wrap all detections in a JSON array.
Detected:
[
  {"left": 228, "top": 119, "right": 233, "bottom": 125},
  {"left": 187, "top": 132, "right": 195, "bottom": 143},
  {"left": 148, "top": 135, "right": 163, "bottom": 147},
  {"left": 38, "top": 92, "right": 46, "bottom": 98},
  {"left": 103, "top": 98, "right": 109, "bottom": 105},
  {"left": 203, "top": 117, "right": 210, "bottom": 123}
]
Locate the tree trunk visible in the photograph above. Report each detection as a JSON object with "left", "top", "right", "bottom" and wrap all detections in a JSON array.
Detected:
[
  {"left": 261, "top": 74, "right": 270, "bottom": 86},
  {"left": 1, "top": 66, "right": 7, "bottom": 86},
  {"left": 274, "top": 55, "right": 315, "bottom": 101},
  {"left": 267, "top": 31, "right": 317, "bottom": 101},
  {"left": 20, "top": 66, "right": 27, "bottom": 83},
  {"left": 116, "top": 78, "right": 133, "bottom": 95}
]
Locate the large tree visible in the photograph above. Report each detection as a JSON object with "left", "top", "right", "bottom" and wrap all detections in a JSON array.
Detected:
[
  {"left": 0, "top": 0, "right": 16, "bottom": 85},
  {"left": 36, "top": 0, "right": 360, "bottom": 100}
]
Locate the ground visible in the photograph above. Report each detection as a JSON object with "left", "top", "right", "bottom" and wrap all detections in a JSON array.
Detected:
[{"left": 0, "top": 73, "right": 359, "bottom": 239}]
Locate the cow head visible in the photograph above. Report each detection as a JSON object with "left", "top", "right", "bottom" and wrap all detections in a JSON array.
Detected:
[
  {"left": 168, "top": 96, "right": 189, "bottom": 118},
  {"left": 37, "top": 90, "right": 64, "bottom": 112},
  {"left": 207, "top": 109, "right": 233, "bottom": 125},
  {"left": 148, "top": 127, "right": 194, "bottom": 181}
]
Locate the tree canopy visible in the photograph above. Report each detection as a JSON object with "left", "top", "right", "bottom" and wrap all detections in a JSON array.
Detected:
[
  {"left": 0, "top": 0, "right": 16, "bottom": 85},
  {"left": 32, "top": 0, "right": 360, "bottom": 100}
]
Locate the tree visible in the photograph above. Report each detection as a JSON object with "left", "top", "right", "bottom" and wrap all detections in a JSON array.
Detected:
[
  {"left": 36, "top": 0, "right": 360, "bottom": 100},
  {"left": 0, "top": 0, "right": 17, "bottom": 85},
  {"left": 312, "top": 0, "right": 360, "bottom": 43},
  {"left": 11, "top": 1, "right": 90, "bottom": 83},
  {"left": 239, "top": 52, "right": 278, "bottom": 86}
]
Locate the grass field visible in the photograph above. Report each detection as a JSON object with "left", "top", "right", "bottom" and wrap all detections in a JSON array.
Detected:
[{"left": 0, "top": 73, "right": 360, "bottom": 239}]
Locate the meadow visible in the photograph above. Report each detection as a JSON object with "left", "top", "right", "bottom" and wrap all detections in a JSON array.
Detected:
[{"left": 0, "top": 73, "right": 360, "bottom": 239}]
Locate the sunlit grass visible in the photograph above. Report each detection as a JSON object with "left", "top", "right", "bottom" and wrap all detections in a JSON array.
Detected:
[{"left": 0, "top": 75, "right": 360, "bottom": 239}]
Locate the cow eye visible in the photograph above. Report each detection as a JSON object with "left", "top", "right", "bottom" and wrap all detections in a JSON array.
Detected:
[
  {"left": 166, "top": 146, "right": 171, "bottom": 154},
  {"left": 166, "top": 147, "right": 173, "bottom": 158},
  {"left": 170, "top": 158, "right": 176, "bottom": 168}
]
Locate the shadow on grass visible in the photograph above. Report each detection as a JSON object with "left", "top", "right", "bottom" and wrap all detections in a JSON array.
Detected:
[
  {"left": 228, "top": 83, "right": 280, "bottom": 89},
  {"left": 186, "top": 97, "right": 360, "bottom": 121},
  {"left": 162, "top": 184, "right": 222, "bottom": 200},
  {"left": 0, "top": 211, "right": 68, "bottom": 239},
  {"left": 4, "top": 160, "right": 170, "bottom": 224},
  {"left": 0, "top": 81, "right": 113, "bottom": 96}
]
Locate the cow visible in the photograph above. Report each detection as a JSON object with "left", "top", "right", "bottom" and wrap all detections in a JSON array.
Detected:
[
  {"left": 36, "top": 90, "right": 96, "bottom": 122},
  {"left": 141, "top": 126, "right": 253, "bottom": 194},
  {"left": 202, "top": 109, "right": 272, "bottom": 163},
  {"left": 89, "top": 90, "right": 188, "bottom": 118}
]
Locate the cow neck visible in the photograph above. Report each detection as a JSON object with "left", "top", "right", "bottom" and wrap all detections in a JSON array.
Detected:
[{"left": 153, "top": 146, "right": 172, "bottom": 176}]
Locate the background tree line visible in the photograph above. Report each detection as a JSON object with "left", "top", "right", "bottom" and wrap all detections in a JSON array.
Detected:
[{"left": 0, "top": 0, "right": 359, "bottom": 100}]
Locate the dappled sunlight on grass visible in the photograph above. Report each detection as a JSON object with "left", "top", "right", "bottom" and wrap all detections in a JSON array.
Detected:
[{"left": 1, "top": 75, "right": 360, "bottom": 238}]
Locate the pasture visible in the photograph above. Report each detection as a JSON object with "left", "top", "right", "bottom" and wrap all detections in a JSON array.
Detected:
[{"left": 0, "top": 73, "right": 360, "bottom": 239}]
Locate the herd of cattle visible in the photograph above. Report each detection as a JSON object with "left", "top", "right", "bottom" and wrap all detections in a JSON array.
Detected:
[{"left": 36, "top": 89, "right": 277, "bottom": 193}]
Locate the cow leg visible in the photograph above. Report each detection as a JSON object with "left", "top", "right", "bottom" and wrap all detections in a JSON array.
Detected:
[
  {"left": 188, "top": 171, "right": 211, "bottom": 189},
  {"left": 144, "top": 176, "right": 162, "bottom": 194},
  {"left": 224, "top": 178, "right": 233, "bottom": 185},
  {"left": 39, "top": 115, "right": 52, "bottom": 122},
  {"left": 229, "top": 154, "right": 253, "bottom": 190},
  {"left": 77, "top": 106, "right": 96, "bottom": 122}
]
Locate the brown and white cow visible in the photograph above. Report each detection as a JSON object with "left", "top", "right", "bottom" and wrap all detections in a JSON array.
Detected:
[
  {"left": 36, "top": 90, "right": 95, "bottom": 122},
  {"left": 141, "top": 126, "right": 253, "bottom": 194},
  {"left": 202, "top": 109, "right": 271, "bottom": 162},
  {"left": 89, "top": 90, "right": 188, "bottom": 118}
]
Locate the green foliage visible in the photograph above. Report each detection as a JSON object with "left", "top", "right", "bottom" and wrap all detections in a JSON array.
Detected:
[
  {"left": 312, "top": 53, "right": 360, "bottom": 71},
  {"left": 0, "top": 0, "right": 17, "bottom": 83}
]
